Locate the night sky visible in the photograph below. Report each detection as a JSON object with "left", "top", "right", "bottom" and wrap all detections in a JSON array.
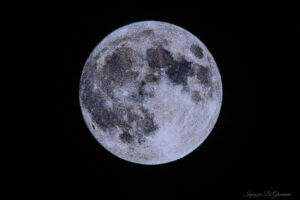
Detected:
[{"left": 43, "top": 5, "right": 297, "bottom": 199}]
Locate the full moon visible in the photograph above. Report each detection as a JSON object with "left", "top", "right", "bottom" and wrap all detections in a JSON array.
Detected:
[{"left": 79, "top": 21, "right": 222, "bottom": 165}]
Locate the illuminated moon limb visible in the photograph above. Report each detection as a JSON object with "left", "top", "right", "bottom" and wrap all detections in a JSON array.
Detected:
[{"left": 79, "top": 21, "right": 222, "bottom": 165}]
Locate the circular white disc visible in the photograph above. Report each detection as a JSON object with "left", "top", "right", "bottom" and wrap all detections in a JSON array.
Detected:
[{"left": 79, "top": 21, "right": 222, "bottom": 165}]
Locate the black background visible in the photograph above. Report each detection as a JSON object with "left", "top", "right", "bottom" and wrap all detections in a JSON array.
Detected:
[{"left": 47, "top": 5, "right": 297, "bottom": 199}]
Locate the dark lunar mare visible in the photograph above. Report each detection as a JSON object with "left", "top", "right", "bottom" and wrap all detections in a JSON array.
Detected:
[
  {"left": 80, "top": 47, "right": 159, "bottom": 145},
  {"left": 166, "top": 59, "right": 193, "bottom": 86},
  {"left": 119, "top": 132, "right": 133, "bottom": 143},
  {"left": 80, "top": 45, "right": 213, "bottom": 145},
  {"left": 146, "top": 46, "right": 173, "bottom": 69},
  {"left": 146, "top": 46, "right": 194, "bottom": 86},
  {"left": 190, "top": 44, "right": 204, "bottom": 59},
  {"left": 197, "top": 65, "right": 212, "bottom": 87},
  {"left": 145, "top": 46, "right": 212, "bottom": 102}
]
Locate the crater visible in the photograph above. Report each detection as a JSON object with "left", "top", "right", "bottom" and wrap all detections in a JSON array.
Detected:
[
  {"left": 191, "top": 90, "right": 201, "bottom": 103},
  {"left": 138, "top": 107, "right": 158, "bottom": 135}
]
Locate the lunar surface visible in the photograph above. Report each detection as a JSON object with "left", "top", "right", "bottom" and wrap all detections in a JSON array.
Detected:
[{"left": 79, "top": 21, "right": 222, "bottom": 165}]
